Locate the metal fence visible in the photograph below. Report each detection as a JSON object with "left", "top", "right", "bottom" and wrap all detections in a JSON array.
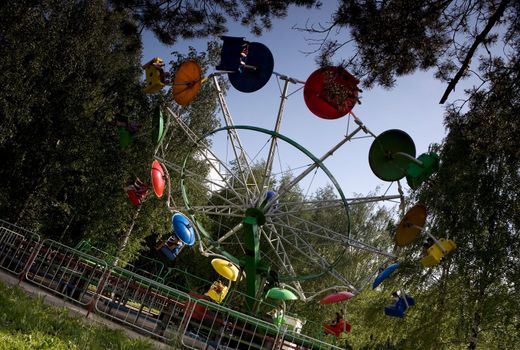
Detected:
[
  {"left": 25, "top": 239, "right": 108, "bottom": 307},
  {"left": 181, "top": 297, "right": 283, "bottom": 350},
  {"left": 0, "top": 225, "right": 40, "bottom": 276},
  {"left": 75, "top": 239, "right": 165, "bottom": 283},
  {"left": 95, "top": 266, "right": 190, "bottom": 344},
  {"left": 0, "top": 220, "right": 342, "bottom": 350}
]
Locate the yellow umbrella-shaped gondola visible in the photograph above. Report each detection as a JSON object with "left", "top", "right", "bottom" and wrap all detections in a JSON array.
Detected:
[
  {"left": 206, "top": 258, "right": 241, "bottom": 304},
  {"left": 211, "top": 258, "right": 240, "bottom": 282},
  {"left": 396, "top": 204, "right": 456, "bottom": 267}
]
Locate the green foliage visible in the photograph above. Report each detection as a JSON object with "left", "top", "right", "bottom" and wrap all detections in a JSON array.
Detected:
[
  {"left": 0, "top": 1, "right": 150, "bottom": 250},
  {"left": 1, "top": 2, "right": 518, "bottom": 349},
  {"left": 0, "top": 2, "right": 225, "bottom": 269},
  {"left": 326, "top": 0, "right": 448, "bottom": 87},
  {"left": 0, "top": 281, "right": 153, "bottom": 349},
  {"left": 410, "top": 53, "right": 520, "bottom": 349},
  {"left": 306, "top": 0, "right": 518, "bottom": 94},
  {"left": 110, "top": 0, "right": 321, "bottom": 44}
]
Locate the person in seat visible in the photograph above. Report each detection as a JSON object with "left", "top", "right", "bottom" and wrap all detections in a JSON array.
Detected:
[
  {"left": 124, "top": 177, "right": 149, "bottom": 205},
  {"left": 152, "top": 60, "right": 171, "bottom": 84},
  {"left": 423, "top": 237, "right": 435, "bottom": 252},
  {"left": 326, "top": 311, "right": 344, "bottom": 327},
  {"left": 156, "top": 235, "right": 184, "bottom": 261}
]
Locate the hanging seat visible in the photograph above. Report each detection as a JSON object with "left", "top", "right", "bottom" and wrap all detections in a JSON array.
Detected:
[
  {"left": 206, "top": 280, "right": 229, "bottom": 304},
  {"left": 421, "top": 239, "right": 456, "bottom": 267},
  {"left": 324, "top": 319, "right": 352, "bottom": 338},
  {"left": 143, "top": 57, "right": 166, "bottom": 93},
  {"left": 384, "top": 295, "right": 415, "bottom": 318}
]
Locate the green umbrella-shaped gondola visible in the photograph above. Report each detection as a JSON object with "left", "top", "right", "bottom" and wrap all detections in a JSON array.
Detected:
[
  {"left": 405, "top": 152, "right": 440, "bottom": 189},
  {"left": 266, "top": 287, "right": 298, "bottom": 301},
  {"left": 369, "top": 129, "right": 416, "bottom": 182},
  {"left": 265, "top": 287, "right": 298, "bottom": 327},
  {"left": 152, "top": 108, "right": 165, "bottom": 145}
]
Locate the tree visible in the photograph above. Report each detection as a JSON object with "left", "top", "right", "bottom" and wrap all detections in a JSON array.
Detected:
[
  {"left": 0, "top": 0, "right": 148, "bottom": 245},
  {"left": 126, "top": 44, "right": 226, "bottom": 274},
  {"left": 110, "top": 1, "right": 518, "bottom": 105},
  {"left": 301, "top": 0, "right": 517, "bottom": 103},
  {"left": 109, "top": 0, "right": 321, "bottom": 44},
  {"left": 413, "top": 52, "right": 519, "bottom": 349}
]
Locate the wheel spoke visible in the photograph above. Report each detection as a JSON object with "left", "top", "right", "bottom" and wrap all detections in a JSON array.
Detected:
[
  {"left": 159, "top": 157, "right": 235, "bottom": 193},
  {"left": 271, "top": 213, "right": 394, "bottom": 257},
  {"left": 164, "top": 108, "right": 251, "bottom": 202},
  {"left": 259, "top": 224, "right": 305, "bottom": 297},
  {"left": 258, "top": 78, "right": 292, "bottom": 205},
  {"left": 176, "top": 125, "right": 384, "bottom": 293},
  {"left": 213, "top": 77, "right": 260, "bottom": 200},
  {"left": 269, "top": 195, "right": 403, "bottom": 217},
  {"left": 187, "top": 205, "right": 245, "bottom": 218},
  {"left": 266, "top": 218, "right": 358, "bottom": 291},
  {"left": 268, "top": 126, "right": 363, "bottom": 209}
]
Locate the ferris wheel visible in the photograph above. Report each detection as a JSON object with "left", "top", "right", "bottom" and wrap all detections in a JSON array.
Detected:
[{"left": 146, "top": 36, "right": 435, "bottom": 308}]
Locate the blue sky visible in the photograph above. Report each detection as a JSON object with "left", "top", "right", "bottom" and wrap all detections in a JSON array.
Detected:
[{"left": 141, "top": 3, "right": 465, "bottom": 201}]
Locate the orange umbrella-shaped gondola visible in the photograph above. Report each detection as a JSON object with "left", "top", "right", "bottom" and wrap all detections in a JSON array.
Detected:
[
  {"left": 172, "top": 60, "right": 203, "bottom": 106},
  {"left": 151, "top": 160, "right": 165, "bottom": 198},
  {"left": 395, "top": 204, "right": 427, "bottom": 246},
  {"left": 304, "top": 66, "right": 360, "bottom": 120}
]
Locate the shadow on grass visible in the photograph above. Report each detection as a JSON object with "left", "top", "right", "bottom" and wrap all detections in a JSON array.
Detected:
[{"left": 0, "top": 281, "right": 154, "bottom": 350}]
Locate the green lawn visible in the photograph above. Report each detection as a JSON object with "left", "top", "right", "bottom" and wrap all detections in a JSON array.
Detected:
[{"left": 0, "top": 281, "right": 155, "bottom": 350}]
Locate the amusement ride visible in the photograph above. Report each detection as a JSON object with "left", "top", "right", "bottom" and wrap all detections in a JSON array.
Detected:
[{"left": 126, "top": 35, "right": 456, "bottom": 339}]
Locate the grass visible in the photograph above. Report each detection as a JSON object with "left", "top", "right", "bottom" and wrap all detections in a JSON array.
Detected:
[{"left": 0, "top": 281, "right": 155, "bottom": 350}]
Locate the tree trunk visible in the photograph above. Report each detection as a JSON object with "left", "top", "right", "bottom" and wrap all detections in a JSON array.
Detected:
[
  {"left": 467, "top": 310, "right": 481, "bottom": 350},
  {"left": 115, "top": 206, "right": 141, "bottom": 265},
  {"left": 15, "top": 163, "right": 52, "bottom": 225},
  {"left": 15, "top": 190, "right": 37, "bottom": 225}
]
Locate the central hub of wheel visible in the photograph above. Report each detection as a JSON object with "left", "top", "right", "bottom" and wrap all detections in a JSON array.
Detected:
[{"left": 245, "top": 207, "right": 266, "bottom": 226}]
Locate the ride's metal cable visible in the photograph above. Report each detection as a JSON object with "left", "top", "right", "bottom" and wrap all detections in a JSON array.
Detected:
[
  {"left": 383, "top": 181, "right": 393, "bottom": 196},
  {"left": 397, "top": 180, "right": 406, "bottom": 217},
  {"left": 303, "top": 168, "right": 318, "bottom": 200}
]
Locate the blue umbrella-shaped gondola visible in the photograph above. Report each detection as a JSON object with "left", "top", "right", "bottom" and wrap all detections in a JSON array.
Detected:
[{"left": 372, "top": 262, "right": 400, "bottom": 289}]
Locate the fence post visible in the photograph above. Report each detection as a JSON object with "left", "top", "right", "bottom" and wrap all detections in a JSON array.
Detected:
[{"left": 18, "top": 239, "right": 42, "bottom": 285}]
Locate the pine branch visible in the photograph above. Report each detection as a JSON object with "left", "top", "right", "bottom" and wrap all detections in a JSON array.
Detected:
[{"left": 439, "top": 0, "right": 511, "bottom": 104}]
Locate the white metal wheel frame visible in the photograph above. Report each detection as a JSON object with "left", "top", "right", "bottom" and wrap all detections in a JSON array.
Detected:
[{"left": 158, "top": 74, "right": 399, "bottom": 300}]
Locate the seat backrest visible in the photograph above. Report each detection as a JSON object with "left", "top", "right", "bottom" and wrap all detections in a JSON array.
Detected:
[
  {"left": 337, "top": 319, "right": 352, "bottom": 333},
  {"left": 216, "top": 36, "right": 246, "bottom": 71},
  {"left": 324, "top": 319, "right": 351, "bottom": 337},
  {"left": 395, "top": 297, "right": 409, "bottom": 311},
  {"left": 206, "top": 281, "right": 229, "bottom": 304}
]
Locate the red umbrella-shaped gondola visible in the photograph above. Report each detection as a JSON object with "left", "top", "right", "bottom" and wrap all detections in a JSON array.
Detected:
[
  {"left": 319, "top": 291, "right": 355, "bottom": 304},
  {"left": 320, "top": 291, "right": 354, "bottom": 339},
  {"left": 304, "top": 66, "right": 360, "bottom": 120},
  {"left": 151, "top": 160, "right": 166, "bottom": 198}
]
